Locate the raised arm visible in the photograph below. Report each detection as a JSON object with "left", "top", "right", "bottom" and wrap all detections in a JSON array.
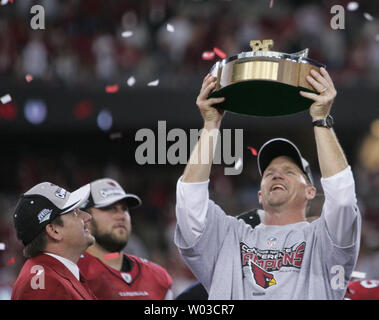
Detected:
[
  {"left": 182, "top": 74, "right": 225, "bottom": 183},
  {"left": 300, "top": 67, "right": 348, "bottom": 178},
  {"left": 300, "top": 68, "right": 360, "bottom": 247}
]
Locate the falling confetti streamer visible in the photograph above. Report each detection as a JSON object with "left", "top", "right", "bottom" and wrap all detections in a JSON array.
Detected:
[
  {"left": 8, "top": 257, "right": 15, "bottom": 266},
  {"left": 202, "top": 51, "right": 215, "bottom": 60},
  {"left": 213, "top": 47, "right": 227, "bottom": 59},
  {"left": 105, "top": 84, "right": 119, "bottom": 93},
  {"left": 363, "top": 13, "right": 374, "bottom": 21},
  {"left": 25, "top": 74, "right": 33, "bottom": 82},
  {"left": 104, "top": 252, "right": 120, "bottom": 260},
  {"left": 0, "top": 94, "right": 12, "bottom": 104},
  {"left": 147, "top": 79, "right": 159, "bottom": 86},
  {"left": 347, "top": 2, "right": 359, "bottom": 11},
  {"left": 166, "top": 24, "right": 175, "bottom": 32},
  {"left": 121, "top": 30, "right": 133, "bottom": 38},
  {"left": 247, "top": 146, "right": 258, "bottom": 156},
  {"left": 127, "top": 76, "right": 136, "bottom": 87},
  {"left": 269, "top": 0, "right": 274, "bottom": 8}
]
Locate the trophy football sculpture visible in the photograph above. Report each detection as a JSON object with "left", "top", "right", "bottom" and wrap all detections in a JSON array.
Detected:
[{"left": 208, "top": 40, "right": 325, "bottom": 117}]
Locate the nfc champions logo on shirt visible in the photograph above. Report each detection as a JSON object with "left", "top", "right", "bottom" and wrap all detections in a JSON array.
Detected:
[{"left": 240, "top": 241, "right": 306, "bottom": 289}]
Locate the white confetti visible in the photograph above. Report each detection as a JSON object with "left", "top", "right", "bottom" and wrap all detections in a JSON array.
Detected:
[
  {"left": 347, "top": 2, "right": 359, "bottom": 11},
  {"left": 363, "top": 12, "right": 374, "bottom": 21},
  {"left": 0, "top": 0, "right": 8, "bottom": 6},
  {"left": 0, "top": 243, "right": 5, "bottom": 250},
  {"left": 351, "top": 271, "right": 366, "bottom": 279},
  {"left": 147, "top": 79, "right": 159, "bottom": 87},
  {"left": 166, "top": 24, "right": 175, "bottom": 32},
  {"left": 127, "top": 76, "right": 136, "bottom": 87},
  {"left": 121, "top": 30, "right": 133, "bottom": 38},
  {"left": 375, "top": 34, "right": 379, "bottom": 42},
  {"left": 234, "top": 158, "right": 243, "bottom": 171},
  {"left": 0, "top": 94, "right": 11, "bottom": 104}
]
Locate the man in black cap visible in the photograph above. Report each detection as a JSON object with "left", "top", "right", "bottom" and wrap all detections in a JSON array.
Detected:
[
  {"left": 174, "top": 69, "right": 361, "bottom": 299},
  {"left": 11, "top": 182, "right": 97, "bottom": 300}
]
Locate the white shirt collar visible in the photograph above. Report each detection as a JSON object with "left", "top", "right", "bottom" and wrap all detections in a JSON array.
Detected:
[{"left": 44, "top": 252, "right": 80, "bottom": 281}]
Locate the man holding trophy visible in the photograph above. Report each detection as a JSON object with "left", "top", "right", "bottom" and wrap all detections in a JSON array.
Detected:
[{"left": 174, "top": 41, "right": 361, "bottom": 299}]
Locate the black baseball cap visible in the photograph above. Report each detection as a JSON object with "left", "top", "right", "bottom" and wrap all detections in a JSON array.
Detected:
[
  {"left": 257, "top": 138, "right": 314, "bottom": 186},
  {"left": 13, "top": 182, "right": 91, "bottom": 245},
  {"left": 81, "top": 178, "right": 142, "bottom": 210}
]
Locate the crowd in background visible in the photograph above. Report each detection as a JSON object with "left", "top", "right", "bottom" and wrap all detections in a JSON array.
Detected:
[
  {"left": 0, "top": 0, "right": 378, "bottom": 299},
  {"left": 0, "top": 0, "right": 378, "bottom": 89}
]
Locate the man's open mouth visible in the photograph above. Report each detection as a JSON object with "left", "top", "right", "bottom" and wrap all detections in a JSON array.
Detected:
[{"left": 270, "top": 184, "right": 286, "bottom": 191}]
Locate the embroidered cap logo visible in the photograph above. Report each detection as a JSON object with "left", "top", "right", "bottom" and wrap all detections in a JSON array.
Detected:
[{"left": 37, "top": 209, "right": 52, "bottom": 224}]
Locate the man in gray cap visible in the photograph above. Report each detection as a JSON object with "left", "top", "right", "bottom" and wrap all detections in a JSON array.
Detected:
[
  {"left": 78, "top": 178, "right": 173, "bottom": 300},
  {"left": 11, "top": 182, "right": 97, "bottom": 300},
  {"left": 174, "top": 69, "right": 361, "bottom": 299}
]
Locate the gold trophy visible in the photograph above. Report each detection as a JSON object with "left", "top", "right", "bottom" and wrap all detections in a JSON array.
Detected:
[{"left": 208, "top": 40, "right": 325, "bottom": 116}]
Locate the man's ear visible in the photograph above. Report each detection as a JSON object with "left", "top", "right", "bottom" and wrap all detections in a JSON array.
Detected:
[
  {"left": 305, "top": 185, "right": 317, "bottom": 201},
  {"left": 45, "top": 223, "right": 63, "bottom": 241},
  {"left": 258, "top": 190, "right": 263, "bottom": 205}
]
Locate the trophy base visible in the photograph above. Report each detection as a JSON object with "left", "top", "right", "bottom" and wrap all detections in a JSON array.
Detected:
[{"left": 208, "top": 80, "right": 316, "bottom": 117}]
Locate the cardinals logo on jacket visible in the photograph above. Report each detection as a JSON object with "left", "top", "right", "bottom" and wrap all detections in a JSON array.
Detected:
[
  {"left": 249, "top": 260, "right": 277, "bottom": 289},
  {"left": 240, "top": 241, "right": 305, "bottom": 289}
]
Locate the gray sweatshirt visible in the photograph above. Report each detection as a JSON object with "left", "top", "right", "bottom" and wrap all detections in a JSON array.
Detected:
[{"left": 174, "top": 166, "right": 361, "bottom": 299}]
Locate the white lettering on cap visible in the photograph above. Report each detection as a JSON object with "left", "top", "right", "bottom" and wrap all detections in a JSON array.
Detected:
[
  {"left": 37, "top": 209, "right": 52, "bottom": 224},
  {"left": 100, "top": 188, "right": 125, "bottom": 198}
]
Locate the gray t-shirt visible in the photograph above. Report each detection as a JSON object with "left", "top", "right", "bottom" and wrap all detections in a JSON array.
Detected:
[{"left": 174, "top": 167, "right": 361, "bottom": 299}]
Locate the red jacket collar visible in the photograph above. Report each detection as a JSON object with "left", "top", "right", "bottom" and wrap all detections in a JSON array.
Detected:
[{"left": 31, "top": 253, "right": 96, "bottom": 299}]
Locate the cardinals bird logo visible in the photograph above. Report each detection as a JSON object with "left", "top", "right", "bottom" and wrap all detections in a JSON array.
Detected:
[{"left": 249, "top": 260, "right": 277, "bottom": 289}]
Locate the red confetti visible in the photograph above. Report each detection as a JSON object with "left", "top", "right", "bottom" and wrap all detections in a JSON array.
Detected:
[
  {"left": 25, "top": 74, "right": 33, "bottom": 82},
  {"left": 202, "top": 51, "right": 215, "bottom": 60},
  {"left": 104, "top": 252, "right": 120, "bottom": 260},
  {"left": 247, "top": 146, "right": 258, "bottom": 156},
  {"left": 269, "top": 0, "right": 274, "bottom": 8},
  {"left": 7, "top": 257, "right": 15, "bottom": 266},
  {"left": 105, "top": 84, "right": 119, "bottom": 93},
  {"left": 213, "top": 47, "right": 227, "bottom": 59}
]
